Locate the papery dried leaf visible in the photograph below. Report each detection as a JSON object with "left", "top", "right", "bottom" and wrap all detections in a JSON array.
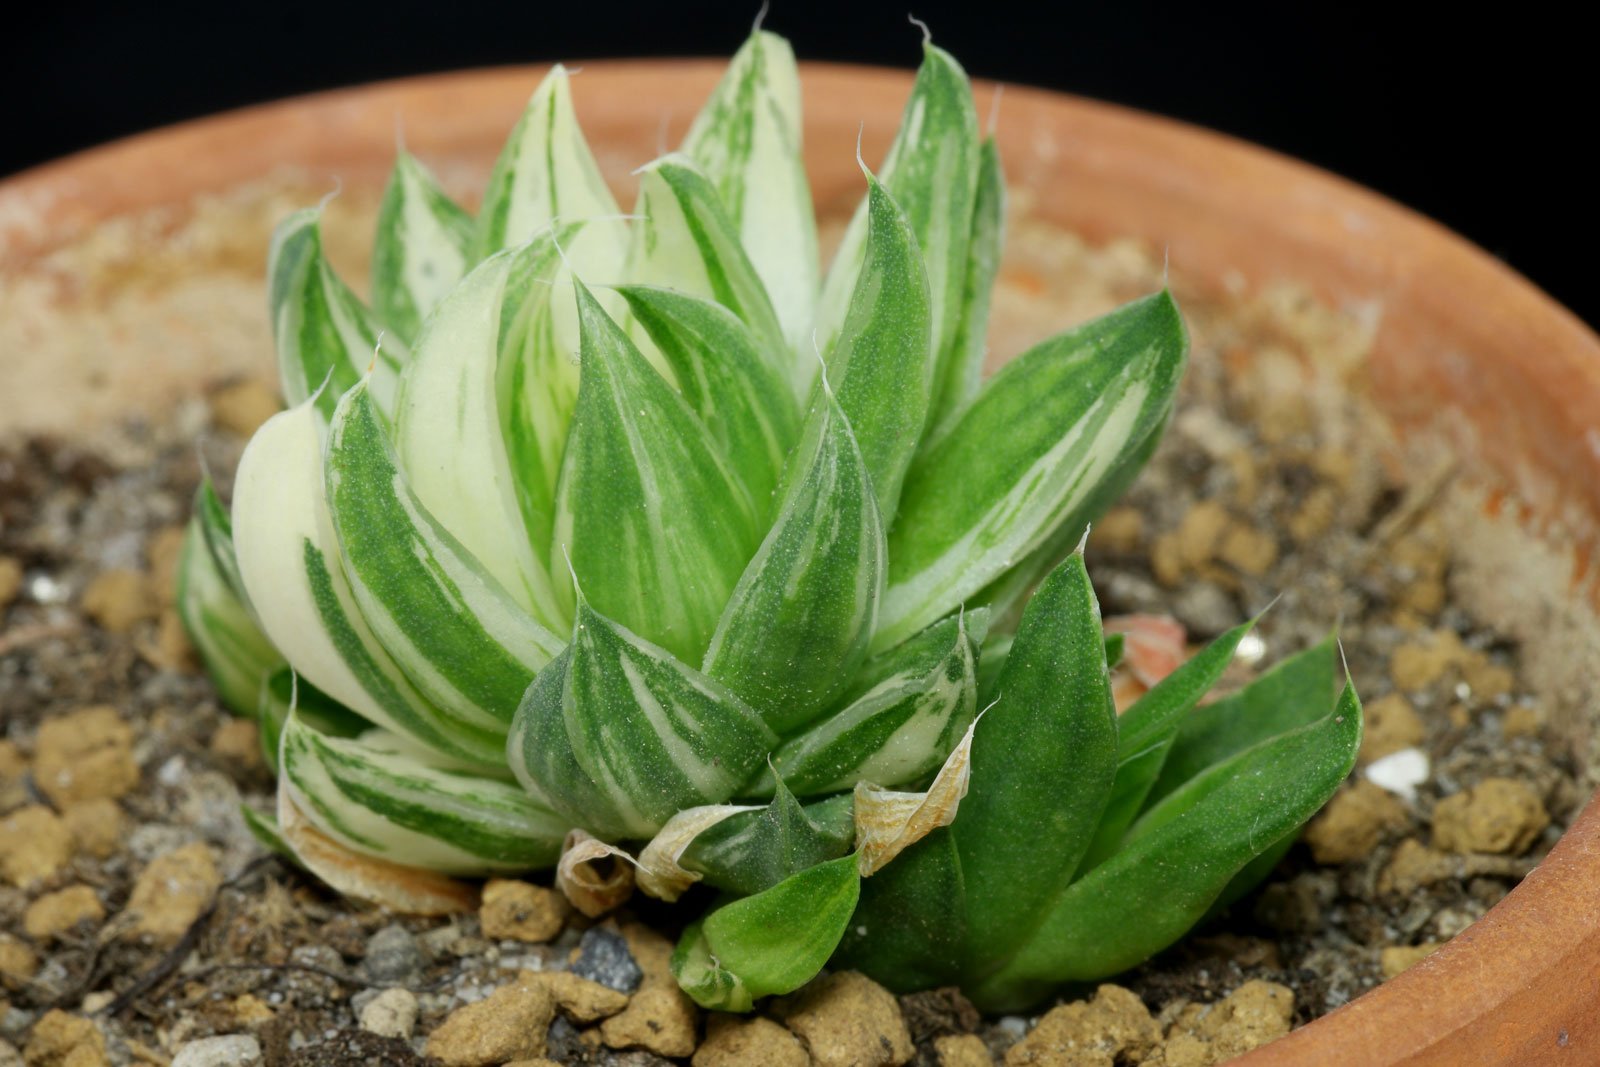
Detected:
[
  {"left": 635, "top": 805, "right": 758, "bottom": 902},
  {"left": 557, "top": 829, "right": 637, "bottom": 918},
  {"left": 854, "top": 713, "right": 978, "bottom": 877}
]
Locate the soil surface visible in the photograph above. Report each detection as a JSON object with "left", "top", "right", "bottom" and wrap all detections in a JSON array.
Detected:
[{"left": 0, "top": 192, "right": 1588, "bottom": 1066}]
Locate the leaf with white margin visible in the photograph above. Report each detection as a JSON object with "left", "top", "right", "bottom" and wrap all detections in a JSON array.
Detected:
[
  {"left": 280, "top": 713, "right": 567, "bottom": 877},
  {"left": 175, "top": 513, "right": 280, "bottom": 717},
  {"left": 815, "top": 42, "right": 978, "bottom": 414},
  {"left": 681, "top": 29, "right": 817, "bottom": 347},
  {"left": 855, "top": 709, "right": 979, "bottom": 876},
  {"left": 702, "top": 381, "right": 885, "bottom": 736},
  {"left": 768, "top": 608, "right": 978, "bottom": 796},
  {"left": 876, "top": 291, "right": 1188, "bottom": 651},
  {"left": 256, "top": 667, "right": 367, "bottom": 776},
  {"left": 391, "top": 236, "right": 571, "bottom": 633},
  {"left": 615, "top": 284, "right": 800, "bottom": 511},
  {"left": 326, "top": 380, "right": 564, "bottom": 732},
  {"left": 370, "top": 150, "right": 475, "bottom": 344},
  {"left": 623, "top": 155, "right": 787, "bottom": 362},
  {"left": 232, "top": 399, "right": 504, "bottom": 767},
  {"left": 553, "top": 280, "right": 760, "bottom": 663},
  {"left": 269, "top": 208, "right": 407, "bottom": 422}
]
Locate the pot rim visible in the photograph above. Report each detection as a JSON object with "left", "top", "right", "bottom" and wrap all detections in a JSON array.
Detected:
[{"left": 3, "top": 58, "right": 1597, "bottom": 1067}]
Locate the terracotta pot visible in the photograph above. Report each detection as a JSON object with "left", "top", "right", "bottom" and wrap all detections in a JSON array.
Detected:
[{"left": 2, "top": 60, "right": 1597, "bottom": 1066}]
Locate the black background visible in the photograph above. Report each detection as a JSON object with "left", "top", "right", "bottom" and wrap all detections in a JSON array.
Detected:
[{"left": 4, "top": 2, "right": 1592, "bottom": 327}]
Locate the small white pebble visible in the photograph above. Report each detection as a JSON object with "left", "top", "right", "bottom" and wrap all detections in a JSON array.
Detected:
[
  {"left": 359, "top": 988, "right": 418, "bottom": 1040},
  {"left": 26, "top": 572, "right": 65, "bottom": 603},
  {"left": 1236, "top": 631, "right": 1267, "bottom": 666},
  {"left": 997, "top": 1016, "right": 1029, "bottom": 1040},
  {"left": 171, "top": 1034, "right": 262, "bottom": 1067},
  {"left": 1365, "top": 747, "right": 1431, "bottom": 801}
]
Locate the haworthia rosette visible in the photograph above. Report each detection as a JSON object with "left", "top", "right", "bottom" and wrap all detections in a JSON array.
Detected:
[
  {"left": 702, "top": 384, "right": 886, "bottom": 735},
  {"left": 269, "top": 209, "right": 406, "bottom": 423},
  {"left": 877, "top": 291, "right": 1187, "bottom": 650},
  {"left": 326, "top": 381, "right": 563, "bottom": 732},
  {"left": 554, "top": 280, "right": 760, "bottom": 664},
  {"left": 681, "top": 29, "right": 818, "bottom": 348},
  {"left": 281, "top": 714, "right": 567, "bottom": 876},
  {"left": 370, "top": 150, "right": 475, "bottom": 344}
]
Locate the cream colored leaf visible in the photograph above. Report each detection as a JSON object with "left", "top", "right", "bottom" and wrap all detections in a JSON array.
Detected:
[{"left": 635, "top": 804, "right": 760, "bottom": 902}]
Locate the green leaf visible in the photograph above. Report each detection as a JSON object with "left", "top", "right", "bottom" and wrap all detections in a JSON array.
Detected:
[
  {"left": 1146, "top": 634, "right": 1338, "bottom": 810},
  {"left": 681, "top": 29, "right": 817, "bottom": 347},
  {"left": 510, "top": 600, "right": 778, "bottom": 840},
  {"left": 972, "top": 682, "right": 1362, "bottom": 1011},
  {"left": 680, "top": 784, "right": 855, "bottom": 896},
  {"left": 877, "top": 291, "right": 1188, "bottom": 650},
  {"left": 672, "top": 855, "right": 860, "bottom": 1011},
  {"left": 928, "top": 136, "right": 1005, "bottom": 439},
  {"left": 176, "top": 512, "right": 281, "bottom": 717},
  {"left": 241, "top": 804, "right": 298, "bottom": 864},
  {"left": 268, "top": 208, "right": 405, "bottom": 422},
  {"left": 614, "top": 284, "right": 800, "bottom": 510},
  {"left": 194, "top": 479, "right": 252, "bottom": 607},
  {"left": 952, "top": 552, "right": 1116, "bottom": 980},
  {"left": 281, "top": 713, "right": 568, "bottom": 876},
  {"left": 256, "top": 667, "right": 367, "bottom": 775},
  {"left": 392, "top": 235, "right": 574, "bottom": 633},
  {"left": 232, "top": 400, "right": 503, "bottom": 767},
  {"left": 326, "top": 380, "right": 564, "bottom": 732},
  {"left": 370, "top": 150, "right": 475, "bottom": 344},
  {"left": 822, "top": 172, "right": 934, "bottom": 520},
  {"left": 702, "top": 384, "right": 885, "bottom": 735},
  {"left": 475, "top": 65, "right": 627, "bottom": 268},
  {"left": 833, "top": 827, "right": 965, "bottom": 990},
  {"left": 816, "top": 43, "right": 979, "bottom": 416},
  {"left": 554, "top": 280, "right": 761, "bottom": 663},
  {"left": 768, "top": 609, "right": 978, "bottom": 795},
  {"left": 1079, "top": 620, "right": 1254, "bottom": 870},
  {"left": 624, "top": 155, "right": 787, "bottom": 361}
]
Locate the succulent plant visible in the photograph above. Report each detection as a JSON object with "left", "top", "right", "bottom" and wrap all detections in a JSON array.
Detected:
[{"left": 178, "top": 28, "right": 1362, "bottom": 1013}]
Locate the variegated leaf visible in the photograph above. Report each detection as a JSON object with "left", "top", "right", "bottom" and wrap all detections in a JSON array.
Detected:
[
  {"left": 553, "top": 280, "right": 760, "bottom": 663},
  {"left": 769, "top": 609, "right": 978, "bottom": 795},
  {"left": 815, "top": 42, "right": 979, "bottom": 415},
  {"left": 194, "top": 479, "right": 252, "bottom": 607},
  {"left": 510, "top": 601, "right": 778, "bottom": 841},
  {"left": 624, "top": 155, "right": 787, "bottom": 361},
  {"left": 370, "top": 150, "right": 475, "bottom": 344},
  {"left": 679, "top": 785, "right": 855, "bottom": 897},
  {"left": 702, "top": 383, "right": 885, "bottom": 735},
  {"left": 256, "top": 667, "right": 367, "bottom": 775},
  {"left": 280, "top": 713, "right": 567, "bottom": 876},
  {"left": 876, "top": 292, "right": 1187, "bottom": 650},
  {"left": 232, "top": 400, "right": 504, "bottom": 767},
  {"left": 269, "top": 208, "right": 407, "bottom": 422},
  {"left": 681, "top": 29, "right": 817, "bottom": 347},
  {"left": 326, "top": 381, "right": 564, "bottom": 733},
  {"left": 614, "top": 284, "right": 800, "bottom": 511},
  {"left": 175, "top": 513, "right": 281, "bottom": 717},
  {"left": 392, "top": 237, "right": 572, "bottom": 633},
  {"left": 672, "top": 855, "right": 860, "bottom": 1012},
  {"left": 822, "top": 172, "right": 933, "bottom": 520},
  {"left": 928, "top": 136, "right": 1005, "bottom": 437}
]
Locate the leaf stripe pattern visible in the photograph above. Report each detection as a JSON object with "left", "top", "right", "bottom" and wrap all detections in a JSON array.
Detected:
[{"left": 370, "top": 150, "right": 475, "bottom": 344}]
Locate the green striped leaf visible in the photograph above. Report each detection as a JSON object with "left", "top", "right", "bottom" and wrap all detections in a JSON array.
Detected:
[
  {"left": 972, "top": 682, "right": 1362, "bottom": 1011},
  {"left": 1079, "top": 619, "right": 1254, "bottom": 870},
  {"left": 176, "top": 514, "right": 281, "bottom": 717},
  {"left": 554, "top": 280, "right": 760, "bottom": 663},
  {"left": 232, "top": 400, "right": 504, "bottom": 767},
  {"left": 952, "top": 552, "right": 1116, "bottom": 980},
  {"left": 1146, "top": 634, "right": 1338, "bottom": 809},
  {"left": 510, "top": 600, "right": 777, "bottom": 840},
  {"left": 614, "top": 284, "right": 800, "bottom": 510},
  {"left": 680, "top": 787, "right": 855, "bottom": 897},
  {"left": 672, "top": 855, "right": 861, "bottom": 1012},
  {"left": 268, "top": 208, "right": 406, "bottom": 422},
  {"left": 194, "top": 479, "right": 252, "bottom": 607},
  {"left": 392, "top": 237, "right": 571, "bottom": 633},
  {"left": 475, "top": 64, "right": 627, "bottom": 266},
  {"left": 816, "top": 43, "right": 979, "bottom": 415},
  {"left": 876, "top": 291, "right": 1188, "bottom": 650},
  {"left": 769, "top": 610, "right": 978, "bottom": 795},
  {"left": 256, "top": 667, "right": 367, "bottom": 775},
  {"left": 929, "top": 136, "right": 1005, "bottom": 437},
  {"left": 281, "top": 713, "right": 567, "bottom": 876},
  {"left": 702, "top": 384, "right": 885, "bottom": 735},
  {"left": 822, "top": 172, "right": 933, "bottom": 520},
  {"left": 624, "top": 155, "right": 787, "bottom": 361},
  {"left": 326, "top": 381, "right": 563, "bottom": 733},
  {"left": 370, "top": 150, "right": 475, "bottom": 344},
  {"left": 681, "top": 29, "right": 817, "bottom": 348}
]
